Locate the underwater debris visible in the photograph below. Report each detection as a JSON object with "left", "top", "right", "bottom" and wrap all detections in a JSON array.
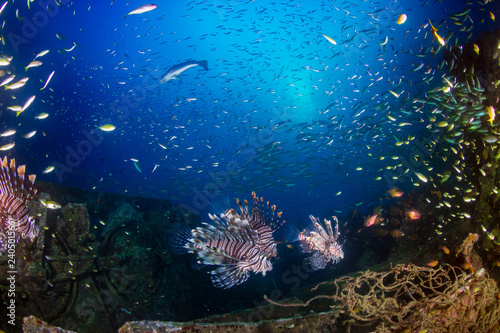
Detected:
[
  {"left": 265, "top": 264, "right": 500, "bottom": 332},
  {"left": 264, "top": 233, "right": 500, "bottom": 332},
  {"left": 0, "top": 157, "right": 38, "bottom": 252},
  {"left": 456, "top": 233, "right": 479, "bottom": 258},
  {"left": 298, "top": 215, "right": 344, "bottom": 271},
  {"left": 180, "top": 192, "right": 285, "bottom": 288}
]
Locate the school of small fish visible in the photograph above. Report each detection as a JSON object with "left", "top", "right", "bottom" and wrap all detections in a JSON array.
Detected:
[{"left": 0, "top": 0, "right": 499, "bottom": 270}]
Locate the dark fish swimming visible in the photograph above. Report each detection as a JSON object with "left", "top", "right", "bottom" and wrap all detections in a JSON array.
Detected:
[
  {"left": 0, "top": 157, "right": 38, "bottom": 252},
  {"left": 159, "top": 60, "right": 208, "bottom": 84},
  {"left": 174, "top": 192, "right": 285, "bottom": 289}
]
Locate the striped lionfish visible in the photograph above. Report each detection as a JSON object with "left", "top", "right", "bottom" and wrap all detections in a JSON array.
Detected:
[
  {"left": 298, "top": 215, "right": 344, "bottom": 271},
  {"left": 177, "top": 192, "right": 285, "bottom": 289},
  {"left": 0, "top": 157, "right": 38, "bottom": 252}
]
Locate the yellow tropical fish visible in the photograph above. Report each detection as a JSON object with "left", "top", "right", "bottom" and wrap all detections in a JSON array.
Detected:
[
  {"left": 22, "top": 130, "right": 36, "bottom": 139},
  {"left": 396, "top": 14, "right": 407, "bottom": 25},
  {"left": 428, "top": 20, "right": 445, "bottom": 46},
  {"left": 414, "top": 172, "right": 428, "bottom": 183},
  {"left": 40, "top": 199, "right": 61, "bottom": 209},
  {"left": 99, "top": 124, "right": 116, "bottom": 132},
  {"left": 4, "top": 77, "right": 29, "bottom": 90},
  {"left": 24, "top": 60, "right": 42, "bottom": 71},
  {"left": 487, "top": 106, "right": 495, "bottom": 126},
  {"left": 35, "top": 113, "right": 49, "bottom": 119},
  {"left": 0, "top": 129, "right": 16, "bottom": 137},
  {"left": 43, "top": 166, "right": 55, "bottom": 174},
  {"left": 473, "top": 44, "right": 479, "bottom": 55},
  {"left": 0, "top": 143, "right": 15, "bottom": 151},
  {"left": 7, "top": 105, "right": 22, "bottom": 112},
  {"left": 321, "top": 33, "right": 337, "bottom": 45},
  {"left": 388, "top": 90, "right": 400, "bottom": 98}
]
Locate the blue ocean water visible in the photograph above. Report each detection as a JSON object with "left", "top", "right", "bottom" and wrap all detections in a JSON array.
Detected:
[
  {"left": 1, "top": 0, "right": 497, "bottom": 222},
  {"left": 2, "top": 0, "right": 500, "bottom": 330}
]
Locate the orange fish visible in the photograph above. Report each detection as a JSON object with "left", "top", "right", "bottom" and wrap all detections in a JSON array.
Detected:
[
  {"left": 396, "top": 14, "right": 407, "bottom": 25},
  {"left": 406, "top": 209, "right": 421, "bottom": 220},
  {"left": 440, "top": 246, "right": 450, "bottom": 254},
  {"left": 427, "top": 260, "right": 438, "bottom": 267},
  {"left": 386, "top": 187, "right": 404, "bottom": 198},
  {"left": 429, "top": 20, "right": 445, "bottom": 46},
  {"left": 364, "top": 214, "right": 383, "bottom": 227}
]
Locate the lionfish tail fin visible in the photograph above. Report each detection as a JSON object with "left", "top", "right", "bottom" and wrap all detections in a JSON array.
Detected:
[{"left": 210, "top": 265, "right": 250, "bottom": 289}]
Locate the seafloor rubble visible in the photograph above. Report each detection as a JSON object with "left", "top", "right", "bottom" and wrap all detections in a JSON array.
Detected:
[
  {"left": 22, "top": 237, "right": 500, "bottom": 333},
  {"left": 1, "top": 181, "right": 203, "bottom": 333}
]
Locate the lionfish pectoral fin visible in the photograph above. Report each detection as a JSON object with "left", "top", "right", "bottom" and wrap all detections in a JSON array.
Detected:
[
  {"left": 190, "top": 259, "right": 207, "bottom": 270},
  {"left": 280, "top": 224, "right": 301, "bottom": 243},
  {"left": 210, "top": 265, "right": 250, "bottom": 289},
  {"left": 195, "top": 246, "right": 239, "bottom": 266},
  {"left": 306, "top": 252, "right": 328, "bottom": 271},
  {"left": 167, "top": 225, "right": 194, "bottom": 255}
]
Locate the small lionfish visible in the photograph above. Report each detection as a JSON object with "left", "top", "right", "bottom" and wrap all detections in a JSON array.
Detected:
[
  {"left": 0, "top": 157, "right": 38, "bottom": 252},
  {"left": 298, "top": 215, "right": 344, "bottom": 271},
  {"left": 175, "top": 192, "right": 285, "bottom": 289}
]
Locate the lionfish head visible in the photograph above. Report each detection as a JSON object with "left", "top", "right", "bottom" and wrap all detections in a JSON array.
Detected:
[
  {"left": 23, "top": 215, "right": 39, "bottom": 241},
  {"left": 261, "top": 258, "right": 273, "bottom": 276}
]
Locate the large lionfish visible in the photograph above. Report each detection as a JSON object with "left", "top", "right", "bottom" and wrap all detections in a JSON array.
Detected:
[
  {"left": 177, "top": 192, "right": 285, "bottom": 289},
  {"left": 298, "top": 215, "right": 344, "bottom": 271},
  {"left": 0, "top": 157, "right": 38, "bottom": 252}
]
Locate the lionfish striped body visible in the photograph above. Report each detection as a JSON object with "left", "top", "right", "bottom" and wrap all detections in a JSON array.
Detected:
[
  {"left": 183, "top": 192, "right": 285, "bottom": 289},
  {"left": 298, "top": 215, "right": 344, "bottom": 271},
  {"left": 0, "top": 157, "right": 38, "bottom": 252}
]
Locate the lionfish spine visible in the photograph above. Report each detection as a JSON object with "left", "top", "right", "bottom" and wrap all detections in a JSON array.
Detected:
[
  {"left": 0, "top": 157, "right": 38, "bottom": 251},
  {"left": 251, "top": 192, "right": 285, "bottom": 232}
]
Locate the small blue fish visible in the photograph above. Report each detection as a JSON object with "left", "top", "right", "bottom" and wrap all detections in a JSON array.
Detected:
[{"left": 133, "top": 161, "right": 142, "bottom": 173}]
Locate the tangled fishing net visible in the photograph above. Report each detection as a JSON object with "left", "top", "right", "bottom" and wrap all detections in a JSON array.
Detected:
[{"left": 265, "top": 234, "right": 500, "bottom": 332}]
